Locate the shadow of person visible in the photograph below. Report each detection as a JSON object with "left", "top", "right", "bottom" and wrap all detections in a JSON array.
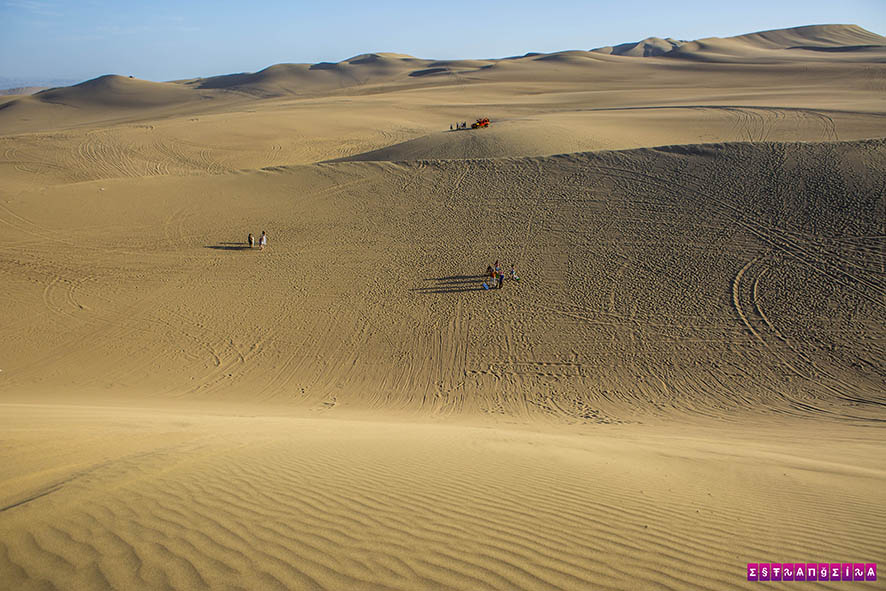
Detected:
[
  {"left": 412, "top": 286, "right": 485, "bottom": 294},
  {"left": 415, "top": 274, "right": 491, "bottom": 294},
  {"left": 423, "top": 275, "right": 484, "bottom": 282},
  {"left": 204, "top": 244, "right": 251, "bottom": 251}
]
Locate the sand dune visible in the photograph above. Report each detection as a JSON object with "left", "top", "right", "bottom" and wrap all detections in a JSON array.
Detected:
[
  {"left": 592, "top": 37, "right": 684, "bottom": 57},
  {"left": 1, "top": 23, "right": 884, "bottom": 591},
  {"left": 729, "top": 24, "right": 886, "bottom": 50},
  {"left": 189, "top": 52, "right": 488, "bottom": 98},
  {"left": 1, "top": 406, "right": 883, "bottom": 591},
  {"left": 593, "top": 24, "right": 886, "bottom": 62},
  {"left": 668, "top": 24, "right": 886, "bottom": 62},
  {"left": 4, "top": 24, "right": 882, "bottom": 136},
  {"left": 1, "top": 139, "right": 883, "bottom": 419},
  {"left": 34, "top": 75, "right": 201, "bottom": 109},
  {"left": 331, "top": 120, "right": 609, "bottom": 161},
  {"left": 192, "top": 55, "right": 421, "bottom": 97},
  {"left": 335, "top": 108, "right": 884, "bottom": 162},
  {"left": 0, "top": 76, "right": 230, "bottom": 136},
  {"left": 2, "top": 49, "right": 884, "bottom": 165}
]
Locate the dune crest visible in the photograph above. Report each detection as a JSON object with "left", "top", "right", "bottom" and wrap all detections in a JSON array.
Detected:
[{"left": 592, "top": 23, "right": 886, "bottom": 61}]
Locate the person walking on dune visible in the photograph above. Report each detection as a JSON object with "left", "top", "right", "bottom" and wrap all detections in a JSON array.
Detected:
[
  {"left": 259, "top": 230, "right": 267, "bottom": 251},
  {"left": 248, "top": 233, "right": 255, "bottom": 248}
]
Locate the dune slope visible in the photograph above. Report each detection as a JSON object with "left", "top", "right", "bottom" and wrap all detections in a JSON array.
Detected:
[{"left": 0, "top": 140, "right": 882, "bottom": 423}]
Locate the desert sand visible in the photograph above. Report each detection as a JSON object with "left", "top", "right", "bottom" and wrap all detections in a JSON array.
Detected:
[{"left": 1, "top": 24, "right": 884, "bottom": 590}]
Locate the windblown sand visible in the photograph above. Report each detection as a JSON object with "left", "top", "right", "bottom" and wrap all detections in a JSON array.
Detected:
[{"left": 1, "top": 24, "right": 884, "bottom": 591}]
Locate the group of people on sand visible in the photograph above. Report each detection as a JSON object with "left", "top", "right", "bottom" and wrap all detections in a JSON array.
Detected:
[
  {"left": 247, "top": 231, "right": 268, "bottom": 250},
  {"left": 484, "top": 260, "right": 518, "bottom": 290},
  {"left": 450, "top": 121, "right": 468, "bottom": 130}
]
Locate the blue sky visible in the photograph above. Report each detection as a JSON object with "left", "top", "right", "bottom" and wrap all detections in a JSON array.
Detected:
[{"left": 1, "top": 0, "right": 883, "bottom": 84}]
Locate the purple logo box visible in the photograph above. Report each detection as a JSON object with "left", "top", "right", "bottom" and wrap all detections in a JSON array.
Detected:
[
  {"left": 747, "top": 563, "right": 758, "bottom": 581},
  {"left": 805, "top": 563, "right": 818, "bottom": 581},
  {"left": 831, "top": 563, "right": 842, "bottom": 581},
  {"left": 747, "top": 562, "right": 876, "bottom": 581}
]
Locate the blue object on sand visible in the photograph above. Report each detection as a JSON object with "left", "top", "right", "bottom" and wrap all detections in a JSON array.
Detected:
[{"left": 482, "top": 282, "right": 489, "bottom": 290}]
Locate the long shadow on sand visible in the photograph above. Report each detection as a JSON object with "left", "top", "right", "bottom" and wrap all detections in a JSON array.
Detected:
[
  {"left": 413, "top": 275, "right": 490, "bottom": 294},
  {"left": 205, "top": 243, "right": 252, "bottom": 251}
]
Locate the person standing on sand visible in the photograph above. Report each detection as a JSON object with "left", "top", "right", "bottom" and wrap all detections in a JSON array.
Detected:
[
  {"left": 248, "top": 233, "right": 254, "bottom": 248},
  {"left": 259, "top": 230, "right": 267, "bottom": 251}
]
